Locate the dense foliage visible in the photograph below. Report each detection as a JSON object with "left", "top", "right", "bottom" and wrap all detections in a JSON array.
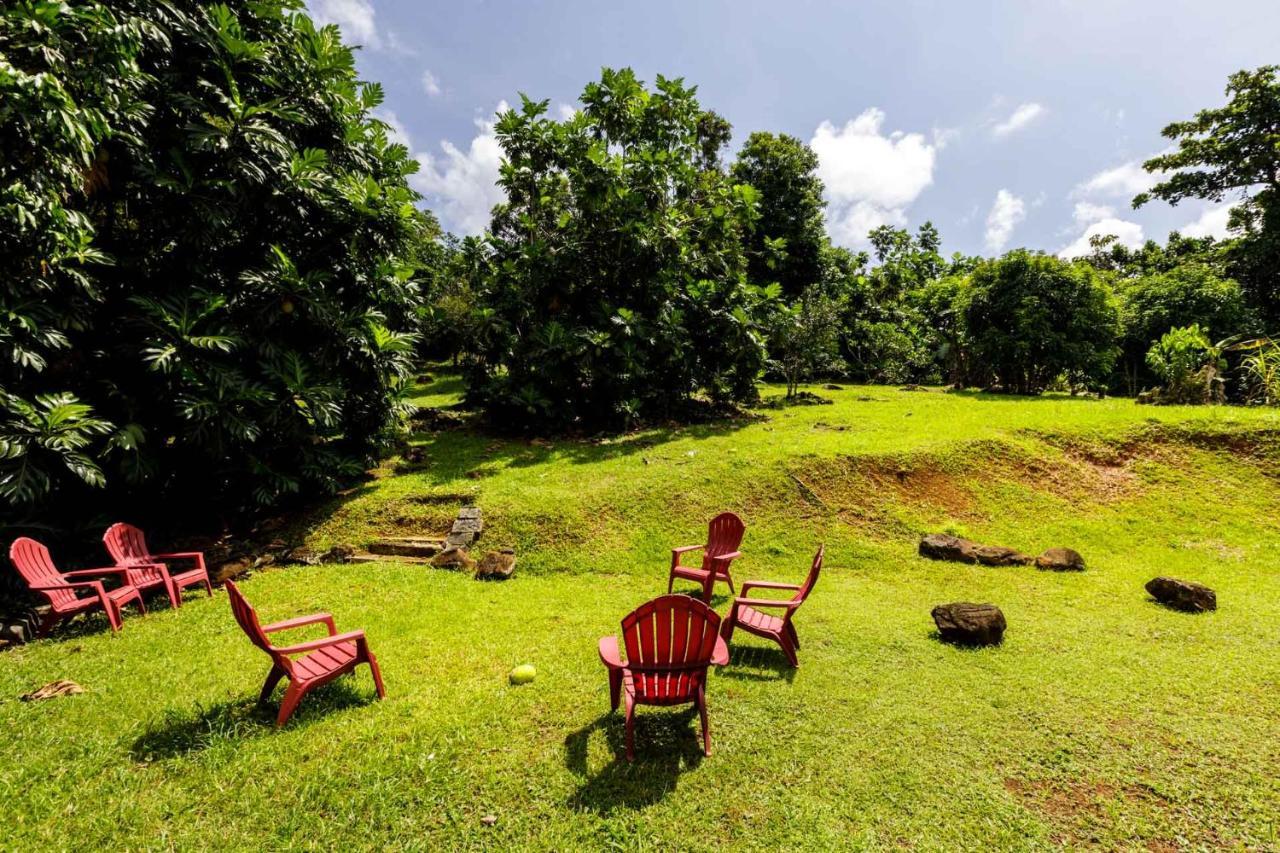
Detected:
[
  {"left": 0, "top": 1, "right": 425, "bottom": 533},
  {"left": 465, "top": 69, "right": 772, "bottom": 430},
  {"left": 964, "top": 252, "right": 1120, "bottom": 394}
]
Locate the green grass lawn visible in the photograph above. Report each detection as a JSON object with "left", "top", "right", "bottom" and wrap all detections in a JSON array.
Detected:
[{"left": 4, "top": 379, "right": 1280, "bottom": 849}]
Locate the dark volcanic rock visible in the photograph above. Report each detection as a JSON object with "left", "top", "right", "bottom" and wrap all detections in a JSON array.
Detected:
[
  {"left": 1145, "top": 577, "right": 1216, "bottom": 613},
  {"left": 475, "top": 549, "right": 516, "bottom": 580},
  {"left": 430, "top": 547, "right": 477, "bottom": 571},
  {"left": 932, "top": 603, "right": 1007, "bottom": 646},
  {"left": 1035, "top": 547, "right": 1086, "bottom": 572},
  {"left": 919, "top": 534, "right": 1032, "bottom": 566}
]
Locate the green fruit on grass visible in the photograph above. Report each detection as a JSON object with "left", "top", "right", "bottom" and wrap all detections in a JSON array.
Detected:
[{"left": 509, "top": 664, "right": 536, "bottom": 685}]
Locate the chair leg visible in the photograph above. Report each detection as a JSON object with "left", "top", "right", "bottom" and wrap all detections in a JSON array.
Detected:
[
  {"left": 624, "top": 697, "right": 637, "bottom": 761},
  {"left": 104, "top": 600, "right": 122, "bottom": 633},
  {"left": 366, "top": 651, "right": 386, "bottom": 698},
  {"left": 723, "top": 572, "right": 736, "bottom": 595},
  {"left": 133, "top": 594, "right": 147, "bottom": 616},
  {"left": 276, "top": 683, "right": 307, "bottom": 726},
  {"left": 259, "top": 665, "right": 287, "bottom": 704},
  {"left": 779, "top": 632, "right": 799, "bottom": 667},
  {"left": 666, "top": 572, "right": 675, "bottom": 595},
  {"left": 166, "top": 577, "right": 182, "bottom": 609},
  {"left": 697, "top": 685, "right": 711, "bottom": 757},
  {"left": 720, "top": 608, "right": 737, "bottom": 644},
  {"left": 787, "top": 622, "right": 801, "bottom": 650},
  {"left": 203, "top": 576, "right": 214, "bottom": 596},
  {"left": 608, "top": 669, "right": 622, "bottom": 712},
  {"left": 36, "top": 611, "right": 61, "bottom": 639}
]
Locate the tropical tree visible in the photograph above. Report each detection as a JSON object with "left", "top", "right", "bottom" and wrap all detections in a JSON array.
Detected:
[
  {"left": 1145, "top": 325, "right": 1226, "bottom": 404},
  {"left": 468, "top": 68, "right": 773, "bottom": 431},
  {"left": 731, "top": 132, "right": 827, "bottom": 298},
  {"left": 1, "top": 1, "right": 426, "bottom": 532},
  {"left": 1135, "top": 65, "right": 1280, "bottom": 320},
  {"left": 964, "top": 251, "right": 1120, "bottom": 394},
  {"left": 767, "top": 287, "right": 842, "bottom": 398}
]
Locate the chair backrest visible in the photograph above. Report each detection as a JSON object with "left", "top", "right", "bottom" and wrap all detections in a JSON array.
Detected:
[
  {"left": 620, "top": 595, "right": 721, "bottom": 701},
  {"left": 704, "top": 511, "right": 745, "bottom": 569},
  {"left": 9, "top": 537, "right": 77, "bottom": 609},
  {"left": 103, "top": 522, "right": 151, "bottom": 563},
  {"left": 102, "top": 522, "right": 167, "bottom": 587},
  {"left": 225, "top": 581, "right": 288, "bottom": 669},
  {"left": 790, "top": 544, "right": 824, "bottom": 606}
]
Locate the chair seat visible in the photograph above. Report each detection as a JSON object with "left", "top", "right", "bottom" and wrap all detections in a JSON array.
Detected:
[
  {"left": 623, "top": 669, "right": 704, "bottom": 706},
  {"left": 293, "top": 640, "right": 359, "bottom": 681},
  {"left": 737, "top": 605, "right": 784, "bottom": 635},
  {"left": 170, "top": 567, "right": 209, "bottom": 587}
]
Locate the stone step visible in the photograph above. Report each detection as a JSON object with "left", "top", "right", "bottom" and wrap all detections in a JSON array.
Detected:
[
  {"left": 349, "top": 553, "right": 437, "bottom": 566},
  {"left": 366, "top": 537, "right": 447, "bottom": 558}
]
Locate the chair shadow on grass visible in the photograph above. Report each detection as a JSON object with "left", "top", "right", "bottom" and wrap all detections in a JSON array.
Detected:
[
  {"left": 563, "top": 709, "right": 705, "bottom": 813},
  {"left": 130, "top": 680, "right": 372, "bottom": 761},
  {"left": 717, "top": 644, "right": 798, "bottom": 684}
]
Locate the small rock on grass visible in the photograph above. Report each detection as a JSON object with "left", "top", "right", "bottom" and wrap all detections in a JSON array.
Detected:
[
  {"left": 1145, "top": 577, "right": 1217, "bottom": 613},
  {"left": 481, "top": 815, "right": 497, "bottom": 827},
  {"left": 931, "top": 603, "right": 1007, "bottom": 646},
  {"left": 1035, "top": 547, "right": 1086, "bottom": 571},
  {"left": 22, "top": 680, "right": 84, "bottom": 702},
  {"left": 919, "top": 534, "right": 1032, "bottom": 567},
  {"left": 475, "top": 549, "right": 516, "bottom": 580},
  {"left": 430, "top": 547, "right": 476, "bottom": 571}
]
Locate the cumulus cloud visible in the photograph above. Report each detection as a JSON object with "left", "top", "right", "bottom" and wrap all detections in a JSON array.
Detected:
[
  {"left": 1072, "top": 159, "right": 1163, "bottom": 199},
  {"left": 1058, "top": 217, "right": 1145, "bottom": 258},
  {"left": 810, "top": 108, "right": 937, "bottom": 248},
  {"left": 373, "top": 110, "right": 411, "bottom": 148},
  {"left": 1072, "top": 201, "right": 1115, "bottom": 225},
  {"left": 411, "top": 104, "right": 508, "bottom": 235},
  {"left": 307, "top": 0, "right": 379, "bottom": 47},
  {"left": 992, "top": 103, "right": 1045, "bottom": 137},
  {"left": 984, "top": 190, "right": 1026, "bottom": 253},
  {"left": 421, "top": 70, "right": 442, "bottom": 97},
  {"left": 1180, "top": 204, "right": 1235, "bottom": 239}
]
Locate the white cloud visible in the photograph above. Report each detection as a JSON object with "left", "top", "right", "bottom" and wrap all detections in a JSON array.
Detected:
[
  {"left": 1058, "top": 217, "right": 1145, "bottom": 258},
  {"left": 1180, "top": 204, "right": 1235, "bottom": 239},
  {"left": 411, "top": 103, "right": 508, "bottom": 235},
  {"left": 810, "top": 108, "right": 937, "bottom": 248},
  {"left": 307, "top": 0, "right": 379, "bottom": 47},
  {"left": 992, "top": 103, "right": 1045, "bottom": 138},
  {"left": 556, "top": 103, "right": 579, "bottom": 121},
  {"left": 421, "top": 70, "right": 442, "bottom": 97},
  {"left": 1072, "top": 201, "right": 1115, "bottom": 225},
  {"left": 1072, "top": 159, "right": 1163, "bottom": 199},
  {"left": 984, "top": 189, "right": 1026, "bottom": 253}
]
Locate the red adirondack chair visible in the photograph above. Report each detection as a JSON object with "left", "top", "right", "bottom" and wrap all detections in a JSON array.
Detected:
[
  {"left": 9, "top": 537, "right": 145, "bottom": 636},
  {"left": 598, "top": 594, "right": 729, "bottom": 760},
  {"left": 102, "top": 522, "right": 212, "bottom": 609},
  {"left": 225, "top": 580, "right": 385, "bottom": 726},
  {"left": 720, "top": 545, "right": 824, "bottom": 667},
  {"left": 666, "top": 511, "right": 745, "bottom": 601}
]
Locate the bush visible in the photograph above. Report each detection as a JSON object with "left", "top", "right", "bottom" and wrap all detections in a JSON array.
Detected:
[
  {"left": 0, "top": 2, "right": 425, "bottom": 533},
  {"left": 467, "top": 69, "right": 773, "bottom": 431},
  {"left": 1145, "top": 325, "right": 1224, "bottom": 404},
  {"left": 964, "top": 251, "right": 1120, "bottom": 394}
]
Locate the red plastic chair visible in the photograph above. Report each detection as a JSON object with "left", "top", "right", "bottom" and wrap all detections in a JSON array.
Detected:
[
  {"left": 666, "top": 511, "right": 745, "bottom": 601},
  {"left": 102, "top": 522, "right": 212, "bottom": 609},
  {"left": 225, "top": 580, "right": 385, "bottom": 726},
  {"left": 598, "top": 594, "right": 729, "bottom": 760},
  {"left": 9, "top": 537, "right": 145, "bottom": 636},
  {"left": 721, "top": 545, "right": 824, "bottom": 667}
]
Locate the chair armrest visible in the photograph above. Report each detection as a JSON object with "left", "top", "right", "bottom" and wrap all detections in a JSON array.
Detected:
[
  {"left": 274, "top": 630, "right": 365, "bottom": 655},
  {"left": 712, "top": 635, "right": 730, "bottom": 666},
  {"left": 598, "top": 635, "right": 624, "bottom": 669},
  {"left": 709, "top": 550, "right": 742, "bottom": 563},
  {"left": 733, "top": 596, "right": 799, "bottom": 610},
  {"left": 262, "top": 613, "right": 337, "bottom": 635},
  {"left": 671, "top": 544, "right": 703, "bottom": 570},
  {"left": 153, "top": 551, "right": 204, "bottom": 559},
  {"left": 741, "top": 580, "right": 800, "bottom": 595},
  {"left": 62, "top": 567, "right": 130, "bottom": 578},
  {"left": 34, "top": 580, "right": 104, "bottom": 594}
]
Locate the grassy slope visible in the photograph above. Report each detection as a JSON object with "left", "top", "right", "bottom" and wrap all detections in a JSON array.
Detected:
[{"left": 3, "top": 379, "right": 1280, "bottom": 850}]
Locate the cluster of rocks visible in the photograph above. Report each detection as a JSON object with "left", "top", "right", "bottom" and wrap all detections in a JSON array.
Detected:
[
  {"left": 918, "top": 533, "right": 1084, "bottom": 571},
  {"left": 922, "top": 533, "right": 1218, "bottom": 647},
  {"left": 354, "top": 506, "right": 515, "bottom": 581}
]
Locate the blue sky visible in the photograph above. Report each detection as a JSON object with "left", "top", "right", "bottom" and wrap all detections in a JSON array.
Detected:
[{"left": 308, "top": 0, "right": 1279, "bottom": 258}]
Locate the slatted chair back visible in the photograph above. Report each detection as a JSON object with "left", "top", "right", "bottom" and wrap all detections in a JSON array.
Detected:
[
  {"left": 620, "top": 595, "right": 721, "bottom": 704},
  {"left": 703, "top": 511, "right": 745, "bottom": 570},
  {"left": 10, "top": 538, "right": 78, "bottom": 609},
  {"left": 102, "top": 522, "right": 168, "bottom": 588},
  {"left": 226, "top": 581, "right": 290, "bottom": 670},
  {"left": 791, "top": 545, "right": 825, "bottom": 606}
]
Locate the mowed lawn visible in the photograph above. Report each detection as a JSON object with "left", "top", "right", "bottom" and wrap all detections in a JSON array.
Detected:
[{"left": 4, "top": 380, "right": 1280, "bottom": 850}]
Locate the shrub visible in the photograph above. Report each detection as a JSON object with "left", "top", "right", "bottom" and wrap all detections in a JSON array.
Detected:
[
  {"left": 0, "top": 1, "right": 425, "bottom": 532},
  {"left": 964, "top": 251, "right": 1120, "bottom": 394},
  {"left": 767, "top": 287, "right": 842, "bottom": 398},
  {"left": 467, "top": 69, "right": 773, "bottom": 431},
  {"left": 1145, "top": 325, "right": 1225, "bottom": 404}
]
